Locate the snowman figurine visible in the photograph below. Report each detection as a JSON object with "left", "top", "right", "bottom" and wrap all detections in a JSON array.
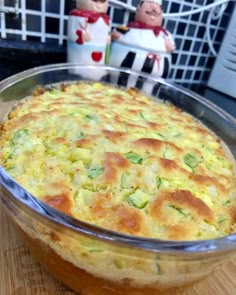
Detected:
[
  {"left": 109, "top": 0, "right": 175, "bottom": 89},
  {"left": 67, "top": 0, "right": 111, "bottom": 78}
]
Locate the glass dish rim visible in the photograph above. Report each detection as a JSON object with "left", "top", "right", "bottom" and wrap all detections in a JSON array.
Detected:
[{"left": 0, "top": 63, "right": 236, "bottom": 255}]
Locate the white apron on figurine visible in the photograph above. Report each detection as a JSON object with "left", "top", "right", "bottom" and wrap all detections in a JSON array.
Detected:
[
  {"left": 67, "top": 0, "right": 110, "bottom": 78},
  {"left": 109, "top": 0, "right": 175, "bottom": 91}
]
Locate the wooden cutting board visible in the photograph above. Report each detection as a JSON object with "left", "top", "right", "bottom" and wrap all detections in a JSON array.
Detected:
[{"left": 1, "top": 204, "right": 236, "bottom": 295}]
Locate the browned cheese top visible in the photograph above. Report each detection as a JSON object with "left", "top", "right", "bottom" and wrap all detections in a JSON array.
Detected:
[{"left": 0, "top": 82, "right": 235, "bottom": 240}]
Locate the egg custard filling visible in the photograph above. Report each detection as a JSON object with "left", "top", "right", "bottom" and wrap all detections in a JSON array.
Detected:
[{"left": 0, "top": 82, "right": 235, "bottom": 241}]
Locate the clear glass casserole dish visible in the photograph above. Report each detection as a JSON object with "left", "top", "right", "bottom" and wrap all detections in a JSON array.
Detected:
[{"left": 0, "top": 64, "right": 236, "bottom": 295}]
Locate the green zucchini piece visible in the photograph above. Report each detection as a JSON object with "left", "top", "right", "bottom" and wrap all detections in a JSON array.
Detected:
[
  {"left": 184, "top": 153, "right": 201, "bottom": 170},
  {"left": 88, "top": 167, "right": 104, "bottom": 179},
  {"left": 11, "top": 129, "right": 29, "bottom": 145},
  {"left": 156, "top": 177, "right": 162, "bottom": 189},
  {"left": 125, "top": 152, "right": 143, "bottom": 164},
  {"left": 120, "top": 173, "right": 129, "bottom": 189},
  {"left": 127, "top": 190, "right": 151, "bottom": 209}
]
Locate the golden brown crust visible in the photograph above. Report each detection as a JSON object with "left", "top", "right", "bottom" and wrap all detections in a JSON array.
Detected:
[
  {"left": 159, "top": 159, "right": 179, "bottom": 170},
  {"left": 89, "top": 193, "right": 113, "bottom": 218},
  {"left": 165, "top": 224, "right": 190, "bottom": 240},
  {"left": 102, "top": 130, "right": 128, "bottom": 144},
  {"left": 103, "top": 152, "right": 131, "bottom": 184},
  {"left": 75, "top": 137, "right": 93, "bottom": 148},
  {"left": 133, "top": 138, "right": 163, "bottom": 152},
  {"left": 43, "top": 194, "right": 72, "bottom": 216},
  {"left": 115, "top": 204, "right": 143, "bottom": 235},
  {"left": 229, "top": 207, "right": 236, "bottom": 224},
  {"left": 150, "top": 190, "right": 215, "bottom": 224},
  {"left": 190, "top": 174, "right": 226, "bottom": 193}
]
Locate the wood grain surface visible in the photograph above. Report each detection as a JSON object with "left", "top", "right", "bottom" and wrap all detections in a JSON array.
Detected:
[{"left": 1, "top": 204, "right": 236, "bottom": 295}]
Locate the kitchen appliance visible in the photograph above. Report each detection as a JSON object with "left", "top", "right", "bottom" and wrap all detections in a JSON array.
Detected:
[{"left": 208, "top": 5, "right": 236, "bottom": 98}]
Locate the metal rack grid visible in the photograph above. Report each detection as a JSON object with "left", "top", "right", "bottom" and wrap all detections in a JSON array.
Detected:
[{"left": 0, "top": 0, "right": 234, "bottom": 86}]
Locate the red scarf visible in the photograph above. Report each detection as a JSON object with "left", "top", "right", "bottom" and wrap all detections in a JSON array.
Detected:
[
  {"left": 128, "top": 21, "right": 168, "bottom": 37},
  {"left": 70, "top": 9, "right": 110, "bottom": 26}
]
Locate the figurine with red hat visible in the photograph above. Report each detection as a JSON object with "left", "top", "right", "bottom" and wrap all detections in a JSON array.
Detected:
[
  {"left": 67, "top": 0, "right": 111, "bottom": 74},
  {"left": 110, "top": 0, "right": 175, "bottom": 83}
]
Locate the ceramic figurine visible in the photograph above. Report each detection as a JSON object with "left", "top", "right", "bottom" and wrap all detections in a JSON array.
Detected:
[
  {"left": 109, "top": 0, "right": 175, "bottom": 88},
  {"left": 67, "top": 0, "right": 111, "bottom": 77}
]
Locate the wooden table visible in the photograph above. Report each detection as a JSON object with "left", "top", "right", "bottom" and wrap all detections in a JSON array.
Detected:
[{"left": 1, "top": 204, "right": 236, "bottom": 295}]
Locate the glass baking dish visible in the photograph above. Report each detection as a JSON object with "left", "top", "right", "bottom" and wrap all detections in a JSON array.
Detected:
[{"left": 0, "top": 64, "right": 236, "bottom": 295}]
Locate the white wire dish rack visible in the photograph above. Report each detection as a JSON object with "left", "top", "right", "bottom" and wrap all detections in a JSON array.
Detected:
[{"left": 0, "top": 0, "right": 235, "bottom": 86}]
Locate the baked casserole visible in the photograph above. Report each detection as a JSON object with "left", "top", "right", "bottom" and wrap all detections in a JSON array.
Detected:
[{"left": 0, "top": 81, "right": 235, "bottom": 242}]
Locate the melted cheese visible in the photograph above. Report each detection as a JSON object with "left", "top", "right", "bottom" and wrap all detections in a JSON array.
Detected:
[{"left": 0, "top": 82, "right": 235, "bottom": 241}]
